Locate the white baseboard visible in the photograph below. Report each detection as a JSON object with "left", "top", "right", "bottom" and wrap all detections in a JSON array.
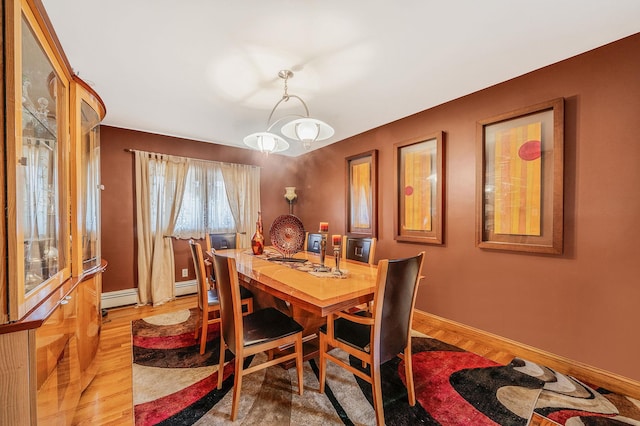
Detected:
[
  {"left": 175, "top": 280, "right": 197, "bottom": 296},
  {"left": 101, "top": 288, "right": 138, "bottom": 309},
  {"left": 101, "top": 280, "right": 197, "bottom": 309}
]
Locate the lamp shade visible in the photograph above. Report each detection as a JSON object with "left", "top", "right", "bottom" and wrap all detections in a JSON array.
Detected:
[
  {"left": 244, "top": 70, "right": 334, "bottom": 154},
  {"left": 284, "top": 186, "right": 297, "bottom": 202},
  {"left": 243, "top": 132, "right": 290, "bottom": 154},
  {"left": 281, "top": 118, "right": 334, "bottom": 143}
]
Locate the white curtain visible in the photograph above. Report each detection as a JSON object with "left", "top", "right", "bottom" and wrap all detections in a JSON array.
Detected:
[
  {"left": 173, "top": 160, "right": 260, "bottom": 247},
  {"left": 135, "top": 151, "right": 188, "bottom": 306},
  {"left": 134, "top": 151, "right": 260, "bottom": 305},
  {"left": 220, "top": 163, "right": 261, "bottom": 248},
  {"left": 173, "top": 159, "right": 236, "bottom": 240},
  {"left": 82, "top": 144, "right": 100, "bottom": 260},
  {"left": 173, "top": 160, "right": 208, "bottom": 239}
]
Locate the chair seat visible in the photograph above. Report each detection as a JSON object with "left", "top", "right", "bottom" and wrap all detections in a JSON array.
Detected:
[
  {"left": 320, "top": 313, "right": 371, "bottom": 353},
  {"left": 243, "top": 308, "right": 303, "bottom": 347},
  {"left": 207, "top": 289, "right": 219, "bottom": 306}
]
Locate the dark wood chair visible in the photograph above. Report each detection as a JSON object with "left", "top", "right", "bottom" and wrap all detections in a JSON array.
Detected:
[
  {"left": 204, "top": 232, "right": 253, "bottom": 301},
  {"left": 205, "top": 232, "right": 238, "bottom": 252},
  {"left": 189, "top": 240, "right": 253, "bottom": 355},
  {"left": 342, "top": 236, "right": 377, "bottom": 265},
  {"left": 304, "top": 232, "right": 323, "bottom": 253},
  {"left": 213, "top": 253, "right": 304, "bottom": 421},
  {"left": 318, "top": 252, "right": 425, "bottom": 426}
]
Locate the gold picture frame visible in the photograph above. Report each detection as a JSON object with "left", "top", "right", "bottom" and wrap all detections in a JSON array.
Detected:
[
  {"left": 394, "top": 132, "right": 445, "bottom": 244},
  {"left": 346, "top": 150, "right": 378, "bottom": 238},
  {"left": 476, "top": 98, "right": 564, "bottom": 254}
]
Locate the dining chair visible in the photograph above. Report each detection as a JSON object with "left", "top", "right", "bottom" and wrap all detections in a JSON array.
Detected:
[
  {"left": 205, "top": 232, "right": 239, "bottom": 252},
  {"left": 318, "top": 251, "right": 425, "bottom": 426},
  {"left": 213, "top": 253, "right": 305, "bottom": 421},
  {"left": 204, "top": 232, "right": 251, "bottom": 294},
  {"left": 304, "top": 232, "right": 323, "bottom": 253},
  {"left": 204, "top": 232, "right": 237, "bottom": 285},
  {"left": 189, "top": 240, "right": 253, "bottom": 355},
  {"left": 342, "top": 236, "right": 377, "bottom": 265}
]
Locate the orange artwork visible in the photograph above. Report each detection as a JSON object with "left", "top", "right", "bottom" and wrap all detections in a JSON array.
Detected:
[
  {"left": 350, "top": 162, "right": 371, "bottom": 230},
  {"left": 403, "top": 143, "right": 431, "bottom": 232},
  {"left": 494, "top": 122, "right": 542, "bottom": 236}
]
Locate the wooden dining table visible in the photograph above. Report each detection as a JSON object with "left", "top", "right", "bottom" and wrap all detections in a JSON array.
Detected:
[{"left": 207, "top": 247, "right": 378, "bottom": 361}]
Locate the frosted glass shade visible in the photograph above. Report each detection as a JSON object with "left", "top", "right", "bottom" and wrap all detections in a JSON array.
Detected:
[
  {"left": 281, "top": 118, "right": 334, "bottom": 144},
  {"left": 243, "top": 132, "right": 289, "bottom": 154}
]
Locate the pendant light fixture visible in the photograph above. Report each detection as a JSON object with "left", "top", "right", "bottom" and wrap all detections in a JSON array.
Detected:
[{"left": 243, "top": 70, "right": 334, "bottom": 154}]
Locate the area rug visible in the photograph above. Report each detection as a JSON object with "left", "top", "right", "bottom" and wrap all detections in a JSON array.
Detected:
[{"left": 132, "top": 309, "right": 640, "bottom": 425}]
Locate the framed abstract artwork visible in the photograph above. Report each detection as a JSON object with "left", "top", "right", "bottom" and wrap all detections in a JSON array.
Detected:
[
  {"left": 346, "top": 150, "right": 378, "bottom": 237},
  {"left": 476, "top": 98, "right": 564, "bottom": 254},
  {"left": 394, "top": 132, "right": 445, "bottom": 244}
]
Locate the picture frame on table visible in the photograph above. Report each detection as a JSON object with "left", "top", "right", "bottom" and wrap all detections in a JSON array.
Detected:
[
  {"left": 345, "top": 150, "right": 378, "bottom": 238},
  {"left": 393, "top": 131, "right": 445, "bottom": 245},
  {"left": 476, "top": 98, "right": 564, "bottom": 254}
]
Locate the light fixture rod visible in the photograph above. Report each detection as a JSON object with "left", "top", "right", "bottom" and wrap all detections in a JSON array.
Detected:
[
  {"left": 266, "top": 70, "right": 311, "bottom": 126},
  {"left": 266, "top": 94, "right": 310, "bottom": 126}
]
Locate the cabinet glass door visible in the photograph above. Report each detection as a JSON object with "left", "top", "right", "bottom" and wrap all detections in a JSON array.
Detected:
[
  {"left": 79, "top": 99, "right": 101, "bottom": 270},
  {"left": 11, "top": 8, "right": 70, "bottom": 319}
]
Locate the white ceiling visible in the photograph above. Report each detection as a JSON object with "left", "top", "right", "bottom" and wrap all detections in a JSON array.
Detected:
[{"left": 42, "top": 1, "right": 640, "bottom": 157}]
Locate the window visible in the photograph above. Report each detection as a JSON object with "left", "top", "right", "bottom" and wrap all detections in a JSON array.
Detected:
[{"left": 173, "top": 163, "right": 235, "bottom": 237}]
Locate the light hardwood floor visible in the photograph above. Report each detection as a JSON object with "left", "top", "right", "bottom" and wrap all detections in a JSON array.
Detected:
[
  {"left": 72, "top": 297, "right": 196, "bottom": 425},
  {"left": 72, "top": 295, "right": 555, "bottom": 425}
]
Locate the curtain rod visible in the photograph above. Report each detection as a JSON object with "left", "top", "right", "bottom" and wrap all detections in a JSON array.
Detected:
[{"left": 124, "top": 148, "right": 261, "bottom": 169}]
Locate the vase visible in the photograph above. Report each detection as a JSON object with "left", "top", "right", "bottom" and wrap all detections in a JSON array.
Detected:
[{"left": 251, "top": 211, "right": 264, "bottom": 255}]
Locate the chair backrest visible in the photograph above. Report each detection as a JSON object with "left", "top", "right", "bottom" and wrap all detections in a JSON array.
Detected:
[
  {"left": 189, "top": 239, "right": 209, "bottom": 311},
  {"left": 342, "top": 236, "right": 377, "bottom": 265},
  {"left": 305, "top": 232, "right": 323, "bottom": 253},
  {"left": 212, "top": 253, "right": 244, "bottom": 354},
  {"left": 371, "top": 252, "right": 424, "bottom": 364},
  {"left": 206, "top": 232, "right": 238, "bottom": 252}
]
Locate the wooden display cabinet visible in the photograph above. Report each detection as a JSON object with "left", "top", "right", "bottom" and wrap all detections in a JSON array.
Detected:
[{"left": 1, "top": 0, "right": 107, "bottom": 424}]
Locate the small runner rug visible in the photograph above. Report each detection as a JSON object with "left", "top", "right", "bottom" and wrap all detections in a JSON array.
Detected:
[{"left": 132, "top": 309, "right": 640, "bottom": 425}]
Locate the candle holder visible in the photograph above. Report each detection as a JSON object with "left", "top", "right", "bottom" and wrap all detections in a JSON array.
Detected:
[
  {"left": 333, "top": 246, "right": 342, "bottom": 275},
  {"left": 314, "top": 232, "right": 331, "bottom": 272}
]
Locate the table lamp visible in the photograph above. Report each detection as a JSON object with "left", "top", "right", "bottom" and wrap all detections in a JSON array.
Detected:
[{"left": 284, "top": 187, "right": 297, "bottom": 214}]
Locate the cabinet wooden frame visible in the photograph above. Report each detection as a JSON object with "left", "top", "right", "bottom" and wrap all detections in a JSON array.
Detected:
[
  {"left": 393, "top": 132, "right": 445, "bottom": 245},
  {"left": 476, "top": 98, "right": 564, "bottom": 254},
  {"left": 0, "top": 1, "right": 106, "bottom": 423},
  {"left": 345, "top": 150, "right": 378, "bottom": 238},
  {"left": 1, "top": 8, "right": 6, "bottom": 324}
]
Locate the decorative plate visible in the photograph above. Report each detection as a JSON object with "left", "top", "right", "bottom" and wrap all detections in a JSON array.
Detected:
[{"left": 269, "top": 214, "right": 305, "bottom": 256}]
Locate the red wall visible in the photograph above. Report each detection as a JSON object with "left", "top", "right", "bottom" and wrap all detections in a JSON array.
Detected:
[{"left": 101, "top": 33, "right": 640, "bottom": 380}]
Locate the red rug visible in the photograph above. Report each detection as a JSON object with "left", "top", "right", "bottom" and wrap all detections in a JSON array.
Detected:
[{"left": 132, "top": 309, "right": 640, "bottom": 425}]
